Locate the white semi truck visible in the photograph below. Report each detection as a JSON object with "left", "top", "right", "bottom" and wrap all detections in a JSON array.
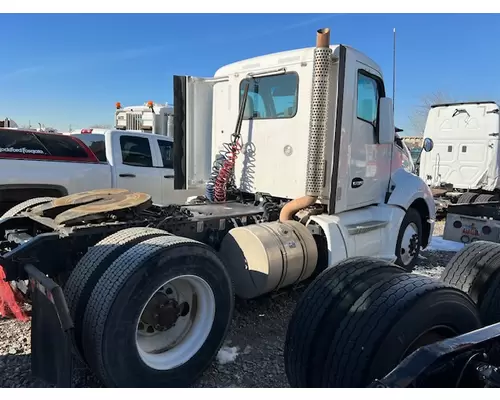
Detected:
[
  {"left": 419, "top": 101, "right": 500, "bottom": 206},
  {"left": 114, "top": 101, "right": 174, "bottom": 137},
  {"left": 0, "top": 27, "right": 435, "bottom": 388}
]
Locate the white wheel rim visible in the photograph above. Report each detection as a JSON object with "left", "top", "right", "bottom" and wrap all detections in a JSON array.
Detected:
[
  {"left": 400, "top": 222, "right": 419, "bottom": 266},
  {"left": 135, "top": 274, "right": 215, "bottom": 370}
]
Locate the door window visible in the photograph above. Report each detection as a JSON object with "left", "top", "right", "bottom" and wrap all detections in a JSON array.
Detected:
[
  {"left": 356, "top": 72, "right": 380, "bottom": 125},
  {"left": 119, "top": 136, "right": 153, "bottom": 167},
  {"left": 157, "top": 139, "right": 173, "bottom": 169}
]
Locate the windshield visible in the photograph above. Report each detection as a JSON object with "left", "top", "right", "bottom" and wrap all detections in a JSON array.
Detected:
[
  {"left": 410, "top": 148, "right": 421, "bottom": 164},
  {"left": 402, "top": 142, "right": 415, "bottom": 173}
]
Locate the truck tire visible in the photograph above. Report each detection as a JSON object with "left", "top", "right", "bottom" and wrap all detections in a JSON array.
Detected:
[
  {"left": 457, "top": 192, "right": 479, "bottom": 204},
  {"left": 284, "top": 257, "right": 405, "bottom": 388},
  {"left": 440, "top": 240, "right": 500, "bottom": 325},
  {"left": 64, "top": 227, "right": 171, "bottom": 362},
  {"left": 476, "top": 273, "right": 500, "bottom": 326},
  {"left": 394, "top": 207, "right": 422, "bottom": 271},
  {"left": 81, "top": 235, "right": 234, "bottom": 388},
  {"left": 312, "top": 273, "right": 481, "bottom": 387},
  {"left": 474, "top": 194, "right": 497, "bottom": 203},
  {"left": 1, "top": 196, "right": 55, "bottom": 219}
]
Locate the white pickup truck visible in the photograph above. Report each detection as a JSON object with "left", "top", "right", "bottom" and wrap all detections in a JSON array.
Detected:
[{"left": 0, "top": 128, "right": 202, "bottom": 214}]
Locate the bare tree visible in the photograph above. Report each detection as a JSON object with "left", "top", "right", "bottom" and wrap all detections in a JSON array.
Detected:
[{"left": 407, "top": 90, "right": 455, "bottom": 135}]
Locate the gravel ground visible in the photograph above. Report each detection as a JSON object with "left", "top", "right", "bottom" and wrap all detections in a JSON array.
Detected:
[{"left": 0, "top": 221, "right": 458, "bottom": 388}]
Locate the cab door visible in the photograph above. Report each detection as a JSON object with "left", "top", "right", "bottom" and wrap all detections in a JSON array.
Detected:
[
  {"left": 329, "top": 46, "right": 392, "bottom": 215},
  {"left": 346, "top": 65, "right": 392, "bottom": 210}
]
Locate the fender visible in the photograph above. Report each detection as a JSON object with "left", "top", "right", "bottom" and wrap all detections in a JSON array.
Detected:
[
  {"left": 387, "top": 169, "right": 436, "bottom": 249},
  {"left": 387, "top": 169, "right": 435, "bottom": 216}
]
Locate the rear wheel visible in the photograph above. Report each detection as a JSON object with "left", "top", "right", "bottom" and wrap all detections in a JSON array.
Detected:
[
  {"left": 323, "top": 274, "right": 480, "bottom": 387},
  {"left": 457, "top": 192, "right": 479, "bottom": 204},
  {"left": 284, "top": 257, "right": 405, "bottom": 387},
  {"left": 474, "top": 194, "right": 496, "bottom": 203},
  {"left": 285, "top": 270, "right": 481, "bottom": 387},
  {"left": 440, "top": 240, "right": 500, "bottom": 325},
  {"left": 81, "top": 235, "right": 234, "bottom": 387},
  {"left": 476, "top": 273, "right": 500, "bottom": 326},
  {"left": 64, "top": 227, "right": 171, "bottom": 362}
]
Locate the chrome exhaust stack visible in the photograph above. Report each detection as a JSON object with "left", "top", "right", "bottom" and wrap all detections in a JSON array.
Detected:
[{"left": 279, "top": 28, "right": 333, "bottom": 222}]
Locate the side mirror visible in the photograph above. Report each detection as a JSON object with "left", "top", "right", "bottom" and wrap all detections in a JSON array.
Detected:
[
  {"left": 423, "top": 137, "right": 434, "bottom": 152},
  {"left": 377, "top": 97, "right": 394, "bottom": 145}
]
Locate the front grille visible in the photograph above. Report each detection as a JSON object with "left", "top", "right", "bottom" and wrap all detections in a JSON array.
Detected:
[{"left": 126, "top": 113, "right": 142, "bottom": 130}]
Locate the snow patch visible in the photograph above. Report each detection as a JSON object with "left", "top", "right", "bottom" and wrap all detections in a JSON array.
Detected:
[
  {"left": 216, "top": 345, "right": 240, "bottom": 365},
  {"left": 426, "top": 236, "right": 465, "bottom": 252}
]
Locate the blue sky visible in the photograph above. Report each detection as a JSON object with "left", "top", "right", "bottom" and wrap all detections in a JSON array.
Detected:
[{"left": 1, "top": 13, "right": 499, "bottom": 133}]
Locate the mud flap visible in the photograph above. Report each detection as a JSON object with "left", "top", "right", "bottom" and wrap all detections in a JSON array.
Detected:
[{"left": 25, "top": 264, "right": 74, "bottom": 388}]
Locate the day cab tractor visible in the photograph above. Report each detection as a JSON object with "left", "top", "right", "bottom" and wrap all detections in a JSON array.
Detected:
[{"left": 0, "top": 27, "right": 436, "bottom": 387}]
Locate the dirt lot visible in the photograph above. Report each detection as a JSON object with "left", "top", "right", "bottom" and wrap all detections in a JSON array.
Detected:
[{"left": 0, "top": 221, "right": 458, "bottom": 388}]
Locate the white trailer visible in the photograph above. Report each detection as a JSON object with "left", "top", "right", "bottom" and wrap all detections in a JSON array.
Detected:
[
  {"left": 0, "top": 27, "right": 435, "bottom": 388},
  {"left": 114, "top": 101, "right": 174, "bottom": 137},
  {"left": 419, "top": 101, "right": 500, "bottom": 206}
]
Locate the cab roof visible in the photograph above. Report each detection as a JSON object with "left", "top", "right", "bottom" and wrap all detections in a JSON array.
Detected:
[
  {"left": 214, "top": 45, "right": 383, "bottom": 78},
  {"left": 431, "top": 101, "right": 499, "bottom": 109}
]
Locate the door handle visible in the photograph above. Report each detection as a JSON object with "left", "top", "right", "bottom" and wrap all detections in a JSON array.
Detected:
[
  {"left": 119, "top": 173, "right": 136, "bottom": 178},
  {"left": 164, "top": 175, "right": 174, "bottom": 178}
]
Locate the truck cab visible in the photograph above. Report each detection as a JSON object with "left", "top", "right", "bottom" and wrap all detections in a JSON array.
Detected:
[
  {"left": 173, "top": 30, "right": 436, "bottom": 271},
  {"left": 418, "top": 101, "right": 500, "bottom": 208},
  {"left": 419, "top": 101, "right": 500, "bottom": 192},
  {"left": 114, "top": 101, "right": 174, "bottom": 137}
]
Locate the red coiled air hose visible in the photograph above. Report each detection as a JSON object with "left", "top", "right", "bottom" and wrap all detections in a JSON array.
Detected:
[{"left": 214, "top": 140, "right": 242, "bottom": 202}]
